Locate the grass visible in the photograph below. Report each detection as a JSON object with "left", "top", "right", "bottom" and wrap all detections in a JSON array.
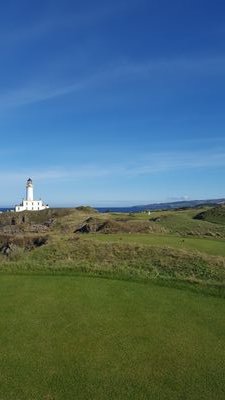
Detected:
[
  {"left": 1, "top": 206, "right": 225, "bottom": 289},
  {"left": 194, "top": 205, "right": 225, "bottom": 225},
  {"left": 1, "top": 208, "right": 225, "bottom": 398},
  {"left": 1, "top": 235, "right": 225, "bottom": 290},
  {"left": 0, "top": 224, "right": 224, "bottom": 289},
  {"left": 90, "top": 233, "right": 225, "bottom": 257},
  {"left": 149, "top": 210, "right": 225, "bottom": 237},
  {"left": 110, "top": 209, "right": 225, "bottom": 238},
  {"left": 0, "top": 274, "right": 225, "bottom": 400}
]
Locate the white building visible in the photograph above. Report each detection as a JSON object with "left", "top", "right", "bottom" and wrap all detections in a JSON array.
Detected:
[{"left": 15, "top": 178, "right": 49, "bottom": 212}]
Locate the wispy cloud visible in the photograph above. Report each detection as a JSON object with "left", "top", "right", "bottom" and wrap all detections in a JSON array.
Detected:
[
  {"left": 0, "top": 148, "right": 224, "bottom": 185},
  {"left": 1, "top": 54, "right": 225, "bottom": 110},
  {"left": 0, "top": 1, "right": 141, "bottom": 48},
  {"left": 127, "top": 149, "right": 225, "bottom": 176},
  {"left": 0, "top": 165, "right": 116, "bottom": 184}
]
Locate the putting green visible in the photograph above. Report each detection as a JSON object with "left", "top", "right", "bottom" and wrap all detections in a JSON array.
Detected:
[{"left": 0, "top": 275, "right": 225, "bottom": 399}]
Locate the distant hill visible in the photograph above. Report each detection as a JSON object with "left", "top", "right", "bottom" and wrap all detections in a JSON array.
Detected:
[
  {"left": 98, "top": 198, "right": 225, "bottom": 213},
  {"left": 194, "top": 205, "right": 225, "bottom": 225},
  {"left": 132, "top": 198, "right": 225, "bottom": 212}
]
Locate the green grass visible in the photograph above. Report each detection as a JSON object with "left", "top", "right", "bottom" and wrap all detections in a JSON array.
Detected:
[
  {"left": 149, "top": 209, "right": 225, "bottom": 237},
  {"left": 194, "top": 205, "right": 225, "bottom": 225},
  {"left": 0, "top": 274, "right": 225, "bottom": 400},
  {"left": 1, "top": 235, "right": 225, "bottom": 289},
  {"left": 1, "top": 208, "right": 225, "bottom": 398},
  {"left": 110, "top": 209, "right": 225, "bottom": 238},
  {"left": 90, "top": 233, "right": 225, "bottom": 257}
]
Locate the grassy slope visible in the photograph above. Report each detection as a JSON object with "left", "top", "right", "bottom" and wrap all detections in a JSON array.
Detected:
[
  {"left": 149, "top": 209, "right": 225, "bottom": 237},
  {"left": 1, "top": 235, "right": 225, "bottom": 291},
  {"left": 0, "top": 275, "right": 225, "bottom": 400},
  {"left": 111, "top": 208, "right": 225, "bottom": 237},
  {"left": 91, "top": 233, "right": 225, "bottom": 256},
  {"left": 194, "top": 206, "right": 225, "bottom": 225}
]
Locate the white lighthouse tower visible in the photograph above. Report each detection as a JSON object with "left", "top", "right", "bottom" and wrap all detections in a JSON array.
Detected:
[
  {"left": 26, "top": 178, "right": 34, "bottom": 201},
  {"left": 15, "top": 178, "right": 49, "bottom": 212}
]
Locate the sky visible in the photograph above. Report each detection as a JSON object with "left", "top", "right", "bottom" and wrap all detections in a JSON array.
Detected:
[{"left": 0, "top": 0, "right": 225, "bottom": 207}]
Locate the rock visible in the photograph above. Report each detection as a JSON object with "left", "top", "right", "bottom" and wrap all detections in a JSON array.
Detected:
[
  {"left": 29, "top": 224, "right": 49, "bottom": 233},
  {"left": 1, "top": 243, "right": 19, "bottom": 256}
]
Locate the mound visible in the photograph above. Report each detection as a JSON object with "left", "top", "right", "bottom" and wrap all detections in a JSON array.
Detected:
[
  {"left": 194, "top": 205, "right": 225, "bottom": 225},
  {"left": 74, "top": 217, "right": 102, "bottom": 233},
  {"left": 75, "top": 218, "right": 167, "bottom": 234},
  {"left": 75, "top": 206, "right": 98, "bottom": 213}
]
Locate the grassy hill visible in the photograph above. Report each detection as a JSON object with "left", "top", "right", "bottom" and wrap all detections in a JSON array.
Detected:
[
  {"left": 194, "top": 205, "right": 225, "bottom": 225},
  {"left": 0, "top": 206, "right": 225, "bottom": 291}
]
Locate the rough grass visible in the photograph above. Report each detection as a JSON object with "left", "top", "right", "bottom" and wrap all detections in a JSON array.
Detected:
[
  {"left": 109, "top": 209, "right": 225, "bottom": 238},
  {"left": 91, "top": 233, "right": 225, "bottom": 257},
  {"left": 1, "top": 207, "right": 225, "bottom": 292},
  {"left": 1, "top": 236, "right": 225, "bottom": 292},
  {"left": 194, "top": 205, "right": 225, "bottom": 225},
  {"left": 0, "top": 275, "right": 225, "bottom": 400},
  {"left": 149, "top": 209, "right": 225, "bottom": 237},
  {"left": 75, "top": 217, "right": 168, "bottom": 234}
]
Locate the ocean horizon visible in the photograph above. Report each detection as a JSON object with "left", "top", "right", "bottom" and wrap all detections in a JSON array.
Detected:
[{"left": 1, "top": 197, "right": 224, "bottom": 214}]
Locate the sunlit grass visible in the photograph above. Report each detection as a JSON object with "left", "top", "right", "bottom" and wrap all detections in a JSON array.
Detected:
[
  {"left": 90, "top": 233, "right": 225, "bottom": 256},
  {"left": 0, "top": 274, "right": 225, "bottom": 400}
]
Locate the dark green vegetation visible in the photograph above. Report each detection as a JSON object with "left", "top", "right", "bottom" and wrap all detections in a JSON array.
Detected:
[
  {"left": 1, "top": 275, "right": 225, "bottom": 400},
  {"left": 0, "top": 206, "right": 225, "bottom": 399}
]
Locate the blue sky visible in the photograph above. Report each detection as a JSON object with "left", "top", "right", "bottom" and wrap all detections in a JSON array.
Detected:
[{"left": 0, "top": 0, "right": 225, "bottom": 206}]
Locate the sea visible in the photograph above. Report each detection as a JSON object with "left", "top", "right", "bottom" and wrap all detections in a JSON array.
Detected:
[{"left": 0, "top": 208, "right": 12, "bottom": 212}]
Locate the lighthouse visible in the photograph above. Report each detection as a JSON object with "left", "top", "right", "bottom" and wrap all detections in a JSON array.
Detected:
[
  {"left": 15, "top": 178, "right": 49, "bottom": 212},
  {"left": 26, "top": 178, "right": 34, "bottom": 201}
]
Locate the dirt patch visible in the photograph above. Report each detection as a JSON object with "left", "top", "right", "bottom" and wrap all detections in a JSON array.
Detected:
[{"left": 0, "top": 235, "right": 48, "bottom": 256}]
